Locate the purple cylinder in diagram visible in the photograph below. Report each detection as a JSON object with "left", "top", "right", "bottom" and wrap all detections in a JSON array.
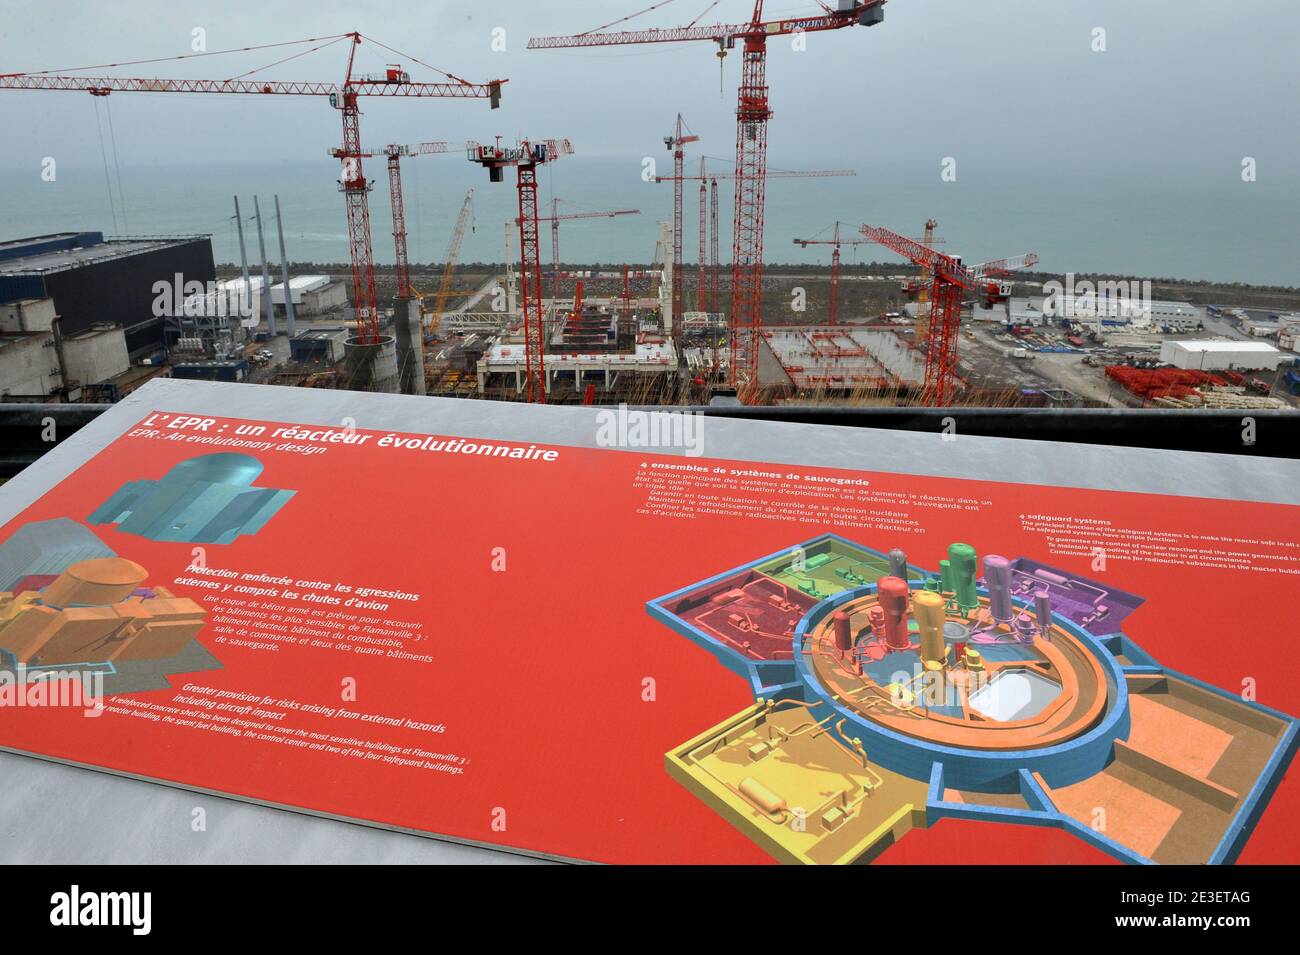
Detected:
[
  {"left": 984, "top": 554, "right": 1013, "bottom": 622},
  {"left": 888, "top": 548, "right": 908, "bottom": 579},
  {"left": 1035, "top": 588, "right": 1054, "bottom": 639}
]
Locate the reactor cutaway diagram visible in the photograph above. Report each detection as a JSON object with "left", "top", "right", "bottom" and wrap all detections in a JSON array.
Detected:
[
  {"left": 89, "top": 451, "right": 294, "bottom": 544},
  {"left": 0, "top": 518, "right": 220, "bottom": 695},
  {"left": 648, "top": 534, "right": 1298, "bottom": 865}
]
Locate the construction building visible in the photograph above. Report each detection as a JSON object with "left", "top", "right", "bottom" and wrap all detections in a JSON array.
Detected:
[
  {"left": 1279, "top": 321, "right": 1300, "bottom": 353},
  {"left": 0, "top": 331, "right": 61, "bottom": 399},
  {"left": 477, "top": 336, "right": 679, "bottom": 402},
  {"left": 758, "top": 326, "right": 925, "bottom": 397},
  {"left": 289, "top": 326, "right": 352, "bottom": 364},
  {"left": 1010, "top": 294, "right": 1204, "bottom": 332},
  {"left": 61, "top": 324, "right": 130, "bottom": 387},
  {"left": 0, "top": 232, "right": 216, "bottom": 358},
  {"left": 0, "top": 296, "right": 128, "bottom": 399}
]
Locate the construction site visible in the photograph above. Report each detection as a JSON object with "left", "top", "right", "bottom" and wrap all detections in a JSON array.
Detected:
[{"left": 2, "top": 3, "right": 1299, "bottom": 412}]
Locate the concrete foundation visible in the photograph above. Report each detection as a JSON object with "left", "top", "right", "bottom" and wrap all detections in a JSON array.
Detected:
[
  {"left": 391, "top": 298, "right": 426, "bottom": 395},
  {"left": 343, "top": 335, "right": 400, "bottom": 394}
]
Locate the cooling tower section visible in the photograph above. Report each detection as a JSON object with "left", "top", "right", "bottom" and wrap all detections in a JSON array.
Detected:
[
  {"left": 392, "top": 298, "right": 426, "bottom": 396},
  {"left": 343, "top": 335, "right": 400, "bottom": 394}
]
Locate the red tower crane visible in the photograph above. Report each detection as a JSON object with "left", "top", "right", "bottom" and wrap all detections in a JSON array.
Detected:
[
  {"left": 469, "top": 138, "right": 575, "bottom": 403},
  {"left": 0, "top": 33, "right": 504, "bottom": 346},
  {"left": 709, "top": 175, "right": 720, "bottom": 314},
  {"left": 529, "top": 1, "right": 888, "bottom": 397},
  {"left": 698, "top": 160, "right": 709, "bottom": 312},
  {"left": 792, "top": 222, "right": 872, "bottom": 325},
  {"left": 531, "top": 201, "right": 641, "bottom": 302},
  {"left": 861, "top": 223, "right": 1037, "bottom": 406},
  {"left": 334, "top": 140, "right": 460, "bottom": 300},
  {"left": 664, "top": 114, "right": 700, "bottom": 330}
]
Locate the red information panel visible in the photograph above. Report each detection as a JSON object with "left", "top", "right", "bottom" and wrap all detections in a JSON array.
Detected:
[{"left": 0, "top": 410, "right": 1296, "bottom": 865}]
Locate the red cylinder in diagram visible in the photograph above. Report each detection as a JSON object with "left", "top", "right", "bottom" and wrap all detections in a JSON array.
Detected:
[
  {"left": 876, "top": 576, "right": 911, "bottom": 651},
  {"left": 832, "top": 610, "right": 852, "bottom": 652}
]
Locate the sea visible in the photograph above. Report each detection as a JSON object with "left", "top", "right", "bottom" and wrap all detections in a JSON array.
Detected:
[{"left": 2, "top": 157, "right": 1297, "bottom": 287}]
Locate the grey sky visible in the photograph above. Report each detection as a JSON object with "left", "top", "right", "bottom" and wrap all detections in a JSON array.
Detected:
[{"left": 2, "top": 0, "right": 1297, "bottom": 176}]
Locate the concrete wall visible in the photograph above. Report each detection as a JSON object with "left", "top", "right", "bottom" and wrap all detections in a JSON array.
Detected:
[
  {"left": 298, "top": 283, "right": 348, "bottom": 316},
  {"left": 63, "top": 325, "right": 129, "bottom": 386},
  {"left": 858, "top": 329, "right": 927, "bottom": 383},
  {"left": 0, "top": 298, "right": 56, "bottom": 333},
  {"left": 0, "top": 332, "right": 60, "bottom": 397}
]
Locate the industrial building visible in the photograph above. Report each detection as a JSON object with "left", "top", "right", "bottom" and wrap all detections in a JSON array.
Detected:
[
  {"left": 1241, "top": 317, "right": 1283, "bottom": 338},
  {"left": 169, "top": 359, "right": 249, "bottom": 383},
  {"left": 289, "top": 326, "right": 351, "bottom": 364},
  {"left": 61, "top": 324, "right": 130, "bottom": 388},
  {"left": 181, "top": 276, "right": 263, "bottom": 326},
  {"left": 270, "top": 275, "right": 347, "bottom": 316},
  {"left": 0, "top": 331, "right": 60, "bottom": 398},
  {"left": 1280, "top": 321, "right": 1300, "bottom": 353},
  {"left": 0, "top": 295, "right": 129, "bottom": 399},
  {"left": 0, "top": 232, "right": 216, "bottom": 357},
  {"left": 1023, "top": 294, "right": 1204, "bottom": 332},
  {"left": 1159, "top": 339, "right": 1287, "bottom": 371}
]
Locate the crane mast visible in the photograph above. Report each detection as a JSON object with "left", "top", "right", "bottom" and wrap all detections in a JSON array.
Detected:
[
  {"left": 793, "top": 221, "right": 871, "bottom": 325},
  {"left": 426, "top": 189, "right": 475, "bottom": 344},
  {"left": 664, "top": 114, "right": 699, "bottom": 340},
  {"left": 469, "top": 139, "right": 575, "bottom": 403},
  {"left": 336, "top": 140, "right": 456, "bottom": 301},
  {"left": 387, "top": 154, "right": 412, "bottom": 298},
  {"left": 698, "top": 169, "right": 708, "bottom": 313},
  {"left": 914, "top": 218, "right": 938, "bottom": 340},
  {"left": 709, "top": 177, "right": 720, "bottom": 315}
]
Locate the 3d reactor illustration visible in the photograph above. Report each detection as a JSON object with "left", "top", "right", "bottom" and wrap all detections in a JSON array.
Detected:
[
  {"left": 649, "top": 535, "right": 1298, "bottom": 864},
  {"left": 88, "top": 452, "right": 294, "bottom": 544},
  {"left": 0, "top": 517, "right": 115, "bottom": 594},
  {"left": 0, "top": 519, "right": 219, "bottom": 694}
]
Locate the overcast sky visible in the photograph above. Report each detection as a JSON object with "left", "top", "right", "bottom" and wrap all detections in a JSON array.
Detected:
[{"left": 2, "top": 0, "right": 1297, "bottom": 180}]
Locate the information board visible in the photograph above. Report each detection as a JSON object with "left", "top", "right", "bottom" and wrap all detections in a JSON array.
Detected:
[{"left": 0, "top": 406, "right": 1295, "bottom": 864}]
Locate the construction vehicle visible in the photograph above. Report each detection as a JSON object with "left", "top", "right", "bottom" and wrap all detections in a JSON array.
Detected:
[{"left": 424, "top": 189, "right": 475, "bottom": 347}]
